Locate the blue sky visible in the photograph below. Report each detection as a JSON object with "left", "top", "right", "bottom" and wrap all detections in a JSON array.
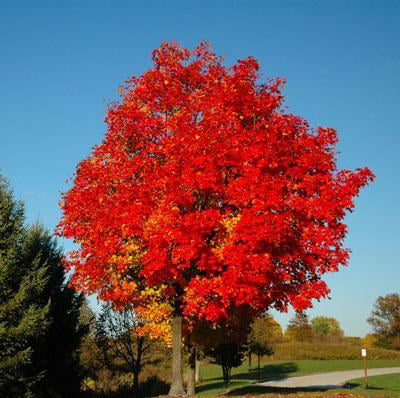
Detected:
[{"left": 1, "top": 0, "right": 399, "bottom": 337}]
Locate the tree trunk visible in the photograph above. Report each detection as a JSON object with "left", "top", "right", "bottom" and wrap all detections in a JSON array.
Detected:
[
  {"left": 248, "top": 351, "right": 252, "bottom": 369},
  {"left": 133, "top": 337, "right": 143, "bottom": 398},
  {"left": 257, "top": 353, "right": 261, "bottom": 380},
  {"left": 169, "top": 316, "right": 185, "bottom": 396},
  {"left": 195, "top": 357, "right": 201, "bottom": 383},
  {"left": 133, "top": 368, "right": 140, "bottom": 398},
  {"left": 222, "top": 366, "right": 229, "bottom": 388},
  {"left": 187, "top": 342, "right": 196, "bottom": 396}
]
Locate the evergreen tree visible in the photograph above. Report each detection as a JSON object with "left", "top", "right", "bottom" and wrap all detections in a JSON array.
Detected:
[
  {"left": 24, "top": 224, "right": 86, "bottom": 397},
  {"left": 0, "top": 177, "right": 49, "bottom": 397},
  {"left": 0, "top": 176, "right": 87, "bottom": 397}
]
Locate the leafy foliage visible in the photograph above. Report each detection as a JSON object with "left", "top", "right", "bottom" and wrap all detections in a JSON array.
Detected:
[
  {"left": 285, "top": 312, "right": 313, "bottom": 342},
  {"left": 204, "top": 341, "right": 248, "bottom": 387},
  {"left": 249, "top": 315, "right": 282, "bottom": 354},
  {"left": 56, "top": 41, "right": 374, "bottom": 394},
  {"left": 56, "top": 41, "right": 374, "bottom": 325},
  {"left": 192, "top": 309, "right": 252, "bottom": 389},
  {"left": 311, "top": 316, "right": 344, "bottom": 341},
  {"left": 367, "top": 293, "right": 400, "bottom": 350},
  {"left": 134, "top": 286, "right": 172, "bottom": 346},
  {"left": 363, "top": 333, "right": 378, "bottom": 349},
  {"left": 248, "top": 315, "right": 281, "bottom": 379}
]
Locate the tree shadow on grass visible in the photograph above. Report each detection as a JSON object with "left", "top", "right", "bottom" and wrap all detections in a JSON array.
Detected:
[
  {"left": 196, "top": 381, "right": 246, "bottom": 396},
  {"left": 251, "top": 362, "right": 299, "bottom": 381},
  {"left": 227, "top": 383, "right": 386, "bottom": 396},
  {"left": 233, "top": 362, "right": 299, "bottom": 382},
  {"left": 345, "top": 383, "right": 384, "bottom": 391},
  {"left": 203, "top": 362, "right": 298, "bottom": 383},
  {"left": 196, "top": 362, "right": 298, "bottom": 395},
  {"left": 227, "top": 385, "right": 344, "bottom": 396}
]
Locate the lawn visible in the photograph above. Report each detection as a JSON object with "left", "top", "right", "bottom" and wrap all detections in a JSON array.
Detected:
[
  {"left": 334, "top": 372, "right": 400, "bottom": 396},
  {"left": 196, "top": 359, "right": 400, "bottom": 396}
]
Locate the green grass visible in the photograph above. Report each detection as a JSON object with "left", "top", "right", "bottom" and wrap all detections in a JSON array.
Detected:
[
  {"left": 196, "top": 359, "right": 400, "bottom": 396},
  {"left": 334, "top": 373, "right": 400, "bottom": 396}
]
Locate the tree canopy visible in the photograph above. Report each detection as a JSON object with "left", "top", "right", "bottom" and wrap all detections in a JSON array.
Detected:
[
  {"left": 249, "top": 315, "right": 282, "bottom": 356},
  {"left": 311, "top": 316, "right": 344, "bottom": 341},
  {"left": 368, "top": 293, "right": 400, "bottom": 350},
  {"left": 285, "top": 312, "right": 313, "bottom": 342},
  {"left": 57, "top": 41, "right": 374, "bottom": 321}
]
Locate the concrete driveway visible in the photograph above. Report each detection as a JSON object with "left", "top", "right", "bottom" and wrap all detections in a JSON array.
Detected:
[{"left": 257, "top": 367, "right": 400, "bottom": 389}]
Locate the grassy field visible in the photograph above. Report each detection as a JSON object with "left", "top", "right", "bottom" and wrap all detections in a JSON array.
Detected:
[
  {"left": 334, "top": 372, "right": 400, "bottom": 396},
  {"left": 271, "top": 342, "right": 400, "bottom": 361},
  {"left": 196, "top": 359, "right": 400, "bottom": 396}
]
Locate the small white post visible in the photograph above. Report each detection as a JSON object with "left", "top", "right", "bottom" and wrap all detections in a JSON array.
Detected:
[{"left": 361, "top": 349, "right": 368, "bottom": 388}]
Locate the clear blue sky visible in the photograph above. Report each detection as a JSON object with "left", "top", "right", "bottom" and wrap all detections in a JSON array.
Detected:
[{"left": 1, "top": 0, "right": 399, "bottom": 337}]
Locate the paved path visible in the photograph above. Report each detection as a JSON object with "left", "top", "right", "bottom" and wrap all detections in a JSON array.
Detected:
[{"left": 257, "top": 367, "right": 400, "bottom": 389}]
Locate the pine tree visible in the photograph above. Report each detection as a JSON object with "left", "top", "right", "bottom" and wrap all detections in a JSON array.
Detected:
[
  {"left": 24, "top": 224, "right": 86, "bottom": 397},
  {"left": 0, "top": 177, "right": 49, "bottom": 397},
  {"left": 0, "top": 176, "right": 87, "bottom": 397}
]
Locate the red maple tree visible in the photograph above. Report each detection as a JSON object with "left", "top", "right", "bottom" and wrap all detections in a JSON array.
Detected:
[{"left": 57, "top": 42, "right": 374, "bottom": 394}]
